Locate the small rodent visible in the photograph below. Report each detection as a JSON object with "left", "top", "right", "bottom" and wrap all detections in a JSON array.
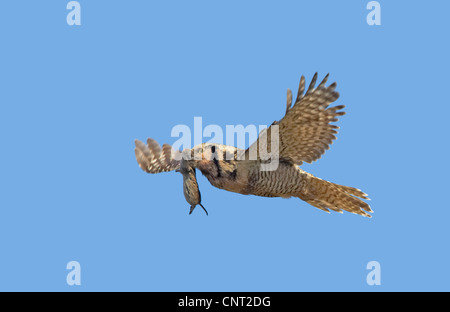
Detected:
[{"left": 179, "top": 160, "right": 208, "bottom": 215}]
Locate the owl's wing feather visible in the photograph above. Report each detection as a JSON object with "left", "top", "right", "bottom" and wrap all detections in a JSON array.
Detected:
[
  {"left": 245, "top": 73, "right": 343, "bottom": 165},
  {"left": 135, "top": 138, "right": 181, "bottom": 173}
]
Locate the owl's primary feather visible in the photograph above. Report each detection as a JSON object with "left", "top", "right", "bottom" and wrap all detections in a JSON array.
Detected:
[
  {"left": 245, "top": 73, "right": 343, "bottom": 165},
  {"left": 134, "top": 138, "right": 181, "bottom": 173},
  {"left": 135, "top": 73, "right": 372, "bottom": 217}
]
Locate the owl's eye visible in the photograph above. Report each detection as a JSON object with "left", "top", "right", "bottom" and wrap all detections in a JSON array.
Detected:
[{"left": 211, "top": 145, "right": 216, "bottom": 153}]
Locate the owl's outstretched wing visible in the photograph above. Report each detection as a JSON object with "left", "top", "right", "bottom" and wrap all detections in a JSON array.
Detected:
[
  {"left": 245, "top": 73, "right": 343, "bottom": 165},
  {"left": 134, "top": 138, "right": 181, "bottom": 173}
]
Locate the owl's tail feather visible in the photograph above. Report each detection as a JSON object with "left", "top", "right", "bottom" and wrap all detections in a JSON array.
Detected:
[{"left": 299, "top": 174, "right": 373, "bottom": 217}]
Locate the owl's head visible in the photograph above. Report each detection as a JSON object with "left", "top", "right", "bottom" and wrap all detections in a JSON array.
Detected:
[
  {"left": 189, "top": 143, "right": 240, "bottom": 180},
  {"left": 190, "top": 143, "right": 238, "bottom": 161}
]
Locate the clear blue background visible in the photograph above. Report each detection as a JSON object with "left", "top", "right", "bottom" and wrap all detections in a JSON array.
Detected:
[{"left": 1, "top": 1, "right": 449, "bottom": 291}]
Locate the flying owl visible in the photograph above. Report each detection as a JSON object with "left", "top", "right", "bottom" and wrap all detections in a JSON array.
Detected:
[{"left": 134, "top": 73, "right": 372, "bottom": 217}]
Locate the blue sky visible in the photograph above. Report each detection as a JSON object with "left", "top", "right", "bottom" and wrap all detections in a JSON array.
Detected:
[{"left": 0, "top": 1, "right": 449, "bottom": 291}]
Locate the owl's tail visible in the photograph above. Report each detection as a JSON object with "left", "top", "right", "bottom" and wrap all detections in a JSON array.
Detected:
[{"left": 298, "top": 173, "right": 373, "bottom": 217}]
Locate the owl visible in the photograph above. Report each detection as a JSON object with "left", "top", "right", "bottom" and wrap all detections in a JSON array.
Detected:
[{"left": 134, "top": 73, "right": 372, "bottom": 217}]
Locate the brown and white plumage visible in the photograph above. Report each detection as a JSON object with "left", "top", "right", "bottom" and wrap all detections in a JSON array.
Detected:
[
  {"left": 246, "top": 73, "right": 343, "bottom": 165},
  {"left": 134, "top": 138, "right": 181, "bottom": 173},
  {"left": 135, "top": 73, "right": 372, "bottom": 217}
]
